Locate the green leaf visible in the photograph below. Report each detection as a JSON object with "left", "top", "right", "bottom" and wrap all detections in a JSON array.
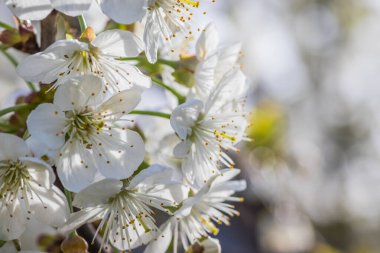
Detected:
[{"left": 0, "top": 240, "right": 6, "bottom": 248}]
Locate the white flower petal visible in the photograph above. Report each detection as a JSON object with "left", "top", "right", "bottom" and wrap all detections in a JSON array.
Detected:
[
  {"left": 0, "top": 199, "right": 25, "bottom": 240},
  {"left": 215, "top": 43, "right": 242, "bottom": 83},
  {"left": 73, "top": 179, "right": 123, "bottom": 208},
  {"left": 56, "top": 139, "right": 97, "bottom": 192},
  {"left": 0, "top": 133, "right": 30, "bottom": 160},
  {"left": 94, "top": 59, "right": 151, "bottom": 92},
  {"left": 92, "top": 29, "right": 144, "bottom": 57},
  {"left": 99, "top": 0, "right": 147, "bottom": 24},
  {"left": 110, "top": 220, "right": 155, "bottom": 250},
  {"left": 98, "top": 88, "right": 142, "bottom": 118},
  {"left": 175, "top": 195, "right": 201, "bottom": 218},
  {"left": 51, "top": 0, "right": 92, "bottom": 17},
  {"left": 211, "top": 180, "right": 247, "bottom": 197},
  {"left": 181, "top": 154, "right": 217, "bottom": 188},
  {"left": 194, "top": 53, "right": 218, "bottom": 100},
  {"left": 25, "top": 136, "right": 57, "bottom": 163},
  {"left": 29, "top": 185, "right": 69, "bottom": 228},
  {"left": 17, "top": 40, "right": 85, "bottom": 84},
  {"left": 143, "top": 220, "right": 173, "bottom": 253},
  {"left": 205, "top": 69, "right": 247, "bottom": 114},
  {"left": 147, "top": 183, "right": 189, "bottom": 205},
  {"left": 116, "top": 64, "right": 152, "bottom": 90},
  {"left": 210, "top": 169, "right": 247, "bottom": 195},
  {"left": 54, "top": 75, "right": 103, "bottom": 111},
  {"left": 19, "top": 157, "right": 55, "bottom": 188},
  {"left": 59, "top": 207, "right": 105, "bottom": 234},
  {"left": 143, "top": 13, "right": 160, "bottom": 64},
  {"left": 98, "top": 130, "right": 145, "bottom": 179},
  {"left": 213, "top": 169, "right": 241, "bottom": 185},
  {"left": 18, "top": 218, "right": 56, "bottom": 251},
  {"left": 170, "top": 99, "right": 203, "bottom": 140},
  {"left": 128, "top": 164, "right": 168, "bottom": 188},
  {"left": 173, "top": 140, "right": 192, "bottom": 158},
  {"left": 27, "top": 103, "right": 66, "bottom": 149},
  {"left": 128, "top": 165, "right": 188, "bottom": 203},
  {"left": 132, "top": 165, "right": 183, "bottom": 187},
  {"left": 5, "top": 0, "right": 52, "bottom": 20},
  {"left": 196, "top": 23, "right": 219, "bottom": 60}
]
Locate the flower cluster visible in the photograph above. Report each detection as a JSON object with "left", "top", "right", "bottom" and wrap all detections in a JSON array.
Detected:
[{"left": 0, "top": 1, "right": 249, "bottom": 252}]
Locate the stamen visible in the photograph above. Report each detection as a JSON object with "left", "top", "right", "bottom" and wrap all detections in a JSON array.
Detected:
[{"left": 181, "top": 0, "right": 199, "bottom": 7}]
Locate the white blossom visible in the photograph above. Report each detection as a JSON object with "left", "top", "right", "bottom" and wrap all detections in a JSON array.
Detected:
[
  {"left": 193, "top": 23, "right": 243, "bottom": 101},
  {"left": 60, "top": 165, "right": 187, "bottom": 252},
  {"left": 4, "top": 0, "right": 146, "bottom": 23},
  {"left": 5, "top": 0, "right": 91, "bottom": 20},
  {"left": 5, "top": 0, "right": 208, "bottom": 64},
  {"left": 143, "top": 0, "right": 201, "bottom": 63},
  {"left": 17, "top": 28, "right": 151, "bottom": 94},
  {"left": 171, "top": 69, "right": 249, "bottom": 186},
  {"left": 4, "top": 0, "right": 157, "bottom": 26},
  {"left": 26, "top": 75, "right": 145, "bottom": 192},
  {"left": 0, "top": 133, "right": 69, "bottom": 241},
  {"left": 161, "top": 23, "right": 243, "bottom": 107},
  {"left": 103, "top": 0, "right": 203, "bottom": 63},
  {"left": 144, "top": 169, "right": 246, "bottom": 253},
  {"left": 1, "top": 3, "right": 250, "bottom": 252}
]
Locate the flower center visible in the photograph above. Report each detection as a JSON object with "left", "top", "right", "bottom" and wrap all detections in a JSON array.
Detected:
[
  {"left": 54, "top": 47, "right": 101, "bottom": 90},
  {"left": 65, "top": 111, "right": 104, "bottom": 144},
  {"left": 0, "top": 160, "right": 30, "bottom": 198},
  {"left": 92, "top": 190, "right": 157, "bottom": 250},
  {"left": 0, "top": 159, "right": 49, "bottom": 232}
]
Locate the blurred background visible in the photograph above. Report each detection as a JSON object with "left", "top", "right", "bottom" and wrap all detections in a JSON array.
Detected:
[
  {"left": 217, "top": 0, "right": 380, "bottom": 252},
  {"left": 2, "top": 0, "right": 380, "bottom": 252}
]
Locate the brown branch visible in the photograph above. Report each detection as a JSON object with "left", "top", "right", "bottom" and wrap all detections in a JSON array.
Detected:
[
  {"left": 77, "top": 224, "right": 110, "bottom": 253},
  {"left": 40, "top": 10, "right": 58, "bottom": 50}
]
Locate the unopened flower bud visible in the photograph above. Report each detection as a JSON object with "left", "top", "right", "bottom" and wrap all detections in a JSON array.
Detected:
[
  {"left": 61, "top": 235, "right": 88, "bottom": 253},
  {"left": 79, "top": 27, "right": 96, "bottom": 43},
  {"left": 171, "top": 54, "right": 198, "bottom": 88}
]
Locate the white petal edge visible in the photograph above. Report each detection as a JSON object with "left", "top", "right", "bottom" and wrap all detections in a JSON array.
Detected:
[
  {"left": 98, "top": 0, "right": 147, "bottom": 24},
  {"left": 0, "top": 133, "right": 30, "bottom": 160},
  {"left": 92, "top": 29, "right": 144, "bottom": 57},
  {"left": 27, "top": 103, "right": 66, "bottom": 150},
  {"left": 73, "top": 179, "right": 123, "bottom": 208}
]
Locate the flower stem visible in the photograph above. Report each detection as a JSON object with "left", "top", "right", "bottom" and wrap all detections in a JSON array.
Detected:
[
  {"left": 0, "top": 21, "right": 14, "bottom": 30},
  {"left": 118, "top": 56, "right": 179, "bottom": 68},
  {"left": 64, "top": 189, "right": 74, "bottom": 213},
  {"left": 130, "top": 110, "right": 171, "bottom": 119},
  {"left": 26, "top": 82, "right": 36, "bottom": 92},
  {"left": 12, "top": 240, "right": 20, "bottom": 251},
  {"left": 0, "top": 121, "right": 17, "bottom": 132},
  {"left": 0, "top": 104, "right": 35, "bottom": 118},
  {"left": 0, "top": 49, "right": 37, "bottom": 91},
  {"left": 0, "top": 48, "right": 17, "bottom": 65},
  {"left": 64, "top": 189, "right": 78, "bottom": 236},
  {"left": 151, "top": 77, "right": 186, "bottom": 104},
  {"left": 156, "top": 58, "right": 179, "bottom": 69},
  {"left": 78, "top": 15, "right": 87, "bottom": 32}
]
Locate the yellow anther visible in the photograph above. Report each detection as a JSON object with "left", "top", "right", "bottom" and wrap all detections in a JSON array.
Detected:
[
  {"left": 214, "top": 130, "right": 237, "bottom": 142},
  {"left": 79, "top": 26, "right": 96, "bottom": 42},
  {"left": 181, "top": 0, "right": 200, "bottom": 7},
  {"left": 200, "top": 217, "right": 219, "bottom": 235}
]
